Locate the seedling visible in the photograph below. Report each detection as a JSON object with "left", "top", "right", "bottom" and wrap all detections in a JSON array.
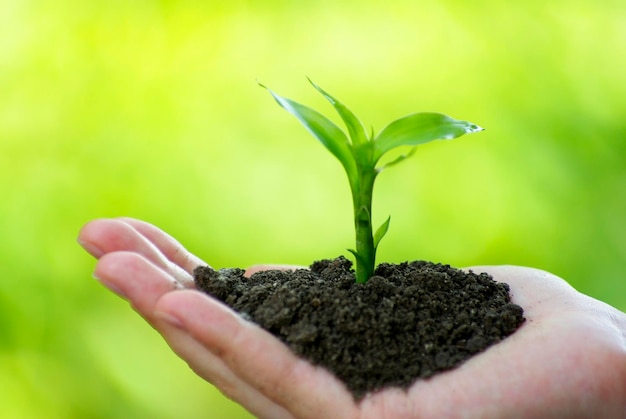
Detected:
[{"left": 260, "top": 79, "right": 483, "bottom": 284}]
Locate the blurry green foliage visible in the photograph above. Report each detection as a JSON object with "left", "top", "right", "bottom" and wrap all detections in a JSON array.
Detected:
[{"left": 1, "top": 0, "right": 625, "bottom": 417}]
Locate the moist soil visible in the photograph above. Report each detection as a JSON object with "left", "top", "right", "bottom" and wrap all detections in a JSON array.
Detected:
[{"left": 194, "top": 257, "right": 524, "bottom": 400}]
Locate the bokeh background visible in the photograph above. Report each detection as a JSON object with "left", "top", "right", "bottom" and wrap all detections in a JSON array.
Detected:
[{"left": 1, "top": 0, "right": 625, "bottom": 417}]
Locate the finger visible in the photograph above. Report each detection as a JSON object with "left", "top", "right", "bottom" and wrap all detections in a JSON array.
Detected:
[
  {"left": 117, "top": 217, "right": 207, "bottom": 274},
  {"left": 155, "top": 290, "right": 358, "bottom": 419},
  {"left": 93, "top": 249, "right": 293, "bottom": 418},
  {"left": 156, "top": 310, "right": 294, "bottom": 419},
  {"left": 94, "top": 251, "right": 183, "bottom": 319},
  {"left": 79, "top": 218, "right": 193, "bottom": 286}
]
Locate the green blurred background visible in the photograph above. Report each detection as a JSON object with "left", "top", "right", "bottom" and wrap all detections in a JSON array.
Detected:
[{"left": 1, "top": 0, "right": 625, "bottom": 417}]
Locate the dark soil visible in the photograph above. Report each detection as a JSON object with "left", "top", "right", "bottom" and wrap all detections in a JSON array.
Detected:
[{"left": 194, "top": 257, "right": 524, "bottom": 400}]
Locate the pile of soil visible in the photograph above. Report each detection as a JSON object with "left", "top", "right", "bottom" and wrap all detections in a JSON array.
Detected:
[{"left": 194, "top": 257, "right": 524, "bottom": 400}]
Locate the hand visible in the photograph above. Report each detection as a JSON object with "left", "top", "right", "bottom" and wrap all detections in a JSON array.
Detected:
[{"left": 78, "top": 218, "right": 626, "bottom": 418}]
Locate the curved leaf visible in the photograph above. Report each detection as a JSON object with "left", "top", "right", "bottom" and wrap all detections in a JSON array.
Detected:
[
  {"left": 307, "top": 78, "right": 369, "bottom": 147},
  {"left": 347, "top": 248, "right": 370, "bottom": 283},
  {"left": 260, "top": 83, "right": 357, "bottom": 181},
  {"left": 373, "top": 112, "right": 483, "bottom": 163},
  {"left": 347, "top": 248, "right": 366, "bottom": 264},
  {"left": 373, "top": 216, "right": 391, "bottom": 250},
  {"left": 377, "top": 147, "right": 417, "bottom": 171}
]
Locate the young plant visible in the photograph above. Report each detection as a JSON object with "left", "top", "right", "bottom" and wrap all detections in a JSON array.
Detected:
[{"left": 260, "top": 79, "right": 483, "bottom": 284}]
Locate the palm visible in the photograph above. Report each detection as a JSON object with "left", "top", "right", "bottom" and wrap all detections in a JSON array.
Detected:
[{"left": 78, "top": 218, "right": 626, "bottom": 418}]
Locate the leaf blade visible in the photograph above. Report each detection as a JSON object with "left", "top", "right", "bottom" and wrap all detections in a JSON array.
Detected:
[
  {"left": 373, "top": 112, "right": 483, "bottom": 163},
  {"left": 260, "top": 83, "right": 358, "bottom": 180},
  {"left": 377, "top": 147, "right": 417, "bottom": 171},
  {"left": 347, "top": 248, "right": 369, "bottom": 283},
  {"left": 373, "top": 216, "right": 391, "bottom": 250},
  {"left": 307, "top": 78, "right": 369, "bottom": 147}
]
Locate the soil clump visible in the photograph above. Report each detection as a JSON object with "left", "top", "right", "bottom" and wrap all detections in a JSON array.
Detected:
[{"left": 194, "top": 257, "right": 524, "bottom": 400}]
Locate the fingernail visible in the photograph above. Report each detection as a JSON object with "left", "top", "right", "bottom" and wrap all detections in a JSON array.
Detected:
[
  {"left": 156, "top": 311, "right": 185, "bottom": 329},
  {"left": 92, "top": 272, "right": 127, "bottom": 299},
  {"left": 78, "top": 239, "right": 104, "bottom": 258}
]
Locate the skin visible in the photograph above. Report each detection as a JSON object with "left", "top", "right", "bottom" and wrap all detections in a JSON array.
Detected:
[{"left": 78, "top": 217, "right": 626, "bottom": 419}]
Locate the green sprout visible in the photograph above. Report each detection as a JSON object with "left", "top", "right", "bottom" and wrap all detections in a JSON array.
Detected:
[{"left": 260, "top": 79, "right": 484, "bottom": 284}]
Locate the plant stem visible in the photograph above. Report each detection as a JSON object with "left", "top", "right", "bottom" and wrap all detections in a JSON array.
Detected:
[{"left": 353, "top": 167, "right": 378, "bottom": 283}]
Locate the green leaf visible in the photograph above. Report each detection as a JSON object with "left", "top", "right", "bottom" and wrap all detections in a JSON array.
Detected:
[
  {"left": 373, "top": 216, "right": 391, "bottom": 250},
  {"left": 307, "top": 78, "right": 369, "bottom": 147},
  {"left": 373, "top": 112, "right": 483, "bottom": 163},
  {"left": 259, "top": 83, "right": 358, "bottom": 181},
  {"left": 347, "top": 248, "right": 369, "bottom": 283},
  {"left": 377, "top": 147, "right": 417, "bottom": 171},
  {"left": 347, "top": 248, "right": 365, "bottom": 263}
]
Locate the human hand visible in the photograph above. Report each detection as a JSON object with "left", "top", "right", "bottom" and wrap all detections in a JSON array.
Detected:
[{"left": 78, "top": 218, "right": 626, "bottom": 418}]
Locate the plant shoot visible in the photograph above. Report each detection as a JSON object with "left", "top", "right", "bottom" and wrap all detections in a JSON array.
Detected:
[{"left": 260, "top": 79, "right": 483, "bottom": 283}]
